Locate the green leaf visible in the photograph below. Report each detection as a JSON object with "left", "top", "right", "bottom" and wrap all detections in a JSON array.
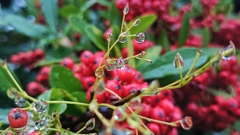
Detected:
[
  {"left": 158, "top": 30, "right": 170, "bottom": 51},
  {"left": 50, "top": 66, "right": 83, "bottom": 93},
  {"left": 48, "top": 101, "right": 67, "bottom": 114},
  {"left": 138, "top": 48, "right": 209, "bottom": 80},
  {"left": 70, "top": 16, "right": 106, "bottom": 51},
  {"left": 84, "top": 26, "right": 106, "bottom": 51},
  {"left": 129, "top": 14, "right": 157, "bottom": 34},
  {"left": 192, "top": 28, "right": 211, "bottom": 48},
  {"left": 234, "top": 120, "right": 240, "bottom": 132},
  {"left": 59, "top": 5, "right": 79, "bottom": 17},
  {"left": 41, "top": 0, "right": 58, "bottom": 33},
  {"left": 25, "top": 0, "right": 38, "bottom": 16},
  {"left": 38, "top": 90, "right": 67, "bottom": 114},
  {"left": 178, "top": 13, "right": 190, "bottom": 47},
  {"left": 136, "top": 46, "right": 162, "bottom": 69},
  {"left": 189, "top": 0, "right": 203, "bottom": 17},
  {"left": 80, "top": 0, "right": 97, "bottom": 13},
  {"left": 0, "top": 67, "right": 19, "bottom": 92},
  {"left": 1, "top": 15, "right": 48, "bottom": 38}
]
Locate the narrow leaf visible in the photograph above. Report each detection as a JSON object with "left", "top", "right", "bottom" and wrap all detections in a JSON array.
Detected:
[
  {"left": 1, "top": 15, "right": 48, "bottom": 38},
  {"left": 59, "top": 5, "right": 79, "bottom": 17},
  {"left": 178, "top": 13, "right": 190, "bottom": 47},
  {"left": 41, "top": 0, "right": 58, "bottom": 33}
]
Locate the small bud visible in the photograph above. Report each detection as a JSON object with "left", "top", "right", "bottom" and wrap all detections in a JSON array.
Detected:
[
  {"left": 95, "top": 67, "right": 104, "bottom": 78},
  {"left": 119, "top": 32, "right": 127, "bottom": 43}
]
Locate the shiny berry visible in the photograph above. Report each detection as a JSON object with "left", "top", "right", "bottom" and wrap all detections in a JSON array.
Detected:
[
  {"left": 80, "top": 50, "right": 94, "bottom": 65},
  {"left": 147, "top": 123, "right": 160, "bottom": 135},
  {"left": 26, "top": 82, "right": 41, "bottom": 97},
  {"left": 60, "top": 57, "right": 75, "bottom": 70},
  {"left": 8, "top": 108, "right": 28, "bottom": 128}
]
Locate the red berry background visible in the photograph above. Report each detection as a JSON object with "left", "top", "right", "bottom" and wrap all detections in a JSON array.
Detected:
[{"left": 0, "top": 0, "right": 240, "bottom": 135}]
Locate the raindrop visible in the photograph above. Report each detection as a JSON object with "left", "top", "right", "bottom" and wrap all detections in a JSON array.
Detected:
[
  {"left": 95, "top": 78, "right": 105, "bottom": 93},
  {"left": 14, "top": 95, "right": 26, "bottom": 107},
  {"left": 85, "top": 118, "right": 95, "bottom": 130},
  {"left": 95, "top": 67, "right": 104, "bottom": 78},
  {"left": 173, "top": 53, "right": 184, "bottom": 68},
  {"left": 221, "top": 41, "right": 235, "bottom": 60},
  {"left": 123, "top": 3, "right": 129, "bottom": 15},
  {"left": 119, "top": 32, "right": 127, "bottom": 43},
  {"left": 35, "top": 119, "right": 48, "bottom": 130},
  {"left": 27, "top": 15, "right": 36, "bottom": 23},
  {"left": 3, "top": 25, "right": 14, "bottom": 32},
  {"left": 180, "top": 116, "right": 193, "bottom": 130},
  {"left": 17, "top": 0, "right": 27, "bottom": 8},
  {"left": 7, "top": 88, "right": 18, "bottom": 99},
  {"left": 135, "top": 33, "right": 145, "bottom": 43},
  {"left": 133, "top": 19, "right": 141, "bottom": 26},
  {"left": 105, "top": 58, "right": 115, "bottom": 71},
  {"left": 33, "top": 100, "right": 48, "bottom": 114},
  {"left": 114, "top": 106, "right": 126, "bottom": 122},
  {"left": 115, "top": 57, "right": 125, "bottom": 70},
  {"left": 106, "top": 32, "right": 113, "bottom": 42}
]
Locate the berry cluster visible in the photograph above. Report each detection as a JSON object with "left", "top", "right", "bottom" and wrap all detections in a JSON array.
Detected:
[
  {"left": 118, "top": 90, "right": 182, "bottom": 135},
  {"left": 10, "top": 49, "right": 45, "bottom": 68},
  {"left": 174, "top": 56, "right": 240, "bottom": 132}
]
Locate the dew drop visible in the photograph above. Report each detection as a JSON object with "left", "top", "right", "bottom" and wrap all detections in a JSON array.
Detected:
[
  {"left": 15, "top": 95, "right": 26, "bottom": 107},
  {"left": 7, "top": 88, "right": 18, "bottom": 99},
  {"left": 114, "top": 106, "right": 126, "bottom": 122},
  {"left": 123, "top": 3, "right": 129, "bottom": 15},
  {"left": 119, "top": 32, "right": 127, "bottom": 43},
  {"left": 173, "top": 53, "right": 184, "bottom": 68},
  {"left": 105, "top": 58, "right": 115, "bottom": 71},
  {"left": 33, "top": 100, "right": 48, "bottom": 114},
  {"left": 106, "top": 32, "right": 113, "bottom": 42},
  {"left": 95, "top": 78, "right": 105, "bottom": 93},
  {"left": 133, "top": 19, "right": 141, "bottom": 26},
  {"left": 95, "top": 67, "right": 104, "bottom": 78},
  {"left": 85, "top": 118, "right": 95, "bottom": 130},
  {"left": 27, "top": 15, "right": 36, "bottom": 23},
  {"left": 115, "top": 57, "right": 126, "bottom": 70},
  {"left": 221, "top": 41, "right": 235, "bottom": 60},
  {"left": 35, "top": 119, "right": 48, "bottom": 130},
  {"left": 180, "top": 116, "right": 193, "bottom": 130},
  {"left": 135, "top": 33, "right": 145, "bottom": 43}
]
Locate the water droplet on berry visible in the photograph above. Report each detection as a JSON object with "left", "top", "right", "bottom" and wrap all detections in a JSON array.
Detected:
[
  {"left": 123, "top": 3, "right": 129, "bottom": 15},
  {"left": 85, "top": 118, "right": 95, "bottom": 130},
  {"left": 134, "top": 19, "right": 141, "bottom": 26},
  {"left": 106, "top": 32, "right": 113, "bottom": 42},
  {"left": 33, "top": 100, "right": 48, "bottom": 114},
  {"left": 135, "top": 33, "right": 145, "bottom": 43},
  {"left": 95, "top": 67, "right": 104, "bottom": 78},
  {"left": 114, "top": 106, "right": 126, "bottom": 122},
  {"left": 221, "top": 41, "right": 235, "bottom": 60},
  {"left": 119, "top": 32, "right": 127, "bottom": 43},
  {"left": 173, "top": 53, "right": 184, "bottom": 68},
  {"left": 14, "top": 95, "right": 26, "bottom": 107},
  {"left": 105, "top": 58, "right": 115, "bottom": 71},
  {"left": 115, "top": 57, "right": 126, "bottom": 70},
  {"left": 180, "top": 116, "right": 192, "bottom": 130}
]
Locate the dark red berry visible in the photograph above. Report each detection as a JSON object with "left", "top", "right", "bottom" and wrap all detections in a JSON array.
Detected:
[
  {"left": 8, "top": 108, "right": 28, "bottom": 128},
  {"left": 60, "top": 57, "right": 75, "bottom": 70}
]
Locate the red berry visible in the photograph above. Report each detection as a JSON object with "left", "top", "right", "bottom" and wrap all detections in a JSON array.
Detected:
[
  {"left": 80, "top": 50, "right": 94, "bottom": 65},
  {"left": 8, "top": 108, "right": 28, "bottom": 128},
  {"left": 33, "top": 49, "right": 45, "bottom": 60},
  {"left": 117, "top": 66, "right": 137, "bottom": 84},
  {"left": 27, "top": 131, "right": 42, "bottom": 135},
  {"left": 139, "top": 103, "right": 151, "bottom": 117},
  {"left": 82, "top": 76, "right": 96, "bottom": 90},
  {"left": 26, "top": 82, "right": 41, "bottom": 97},
  {"left": 147, "top": 123, "right": 161, "bottom": 135},
  {"left": 150, "top": 106, "right": 165, "bottom": 121},
  {"left": 60, "top": 57, "right": 75, "bottom": 70},
  {"left": 158, "top": 99, "right": 174, "bottom": 114}
]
